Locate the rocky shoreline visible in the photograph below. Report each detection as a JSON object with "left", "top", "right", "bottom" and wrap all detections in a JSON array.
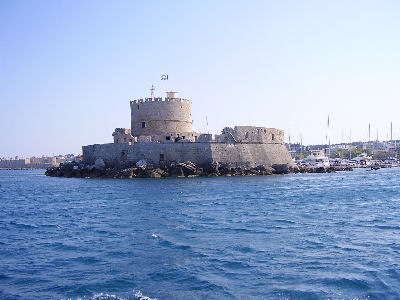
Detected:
[{"left": 45, "top": 159, "right": 353, "bottom": 179}]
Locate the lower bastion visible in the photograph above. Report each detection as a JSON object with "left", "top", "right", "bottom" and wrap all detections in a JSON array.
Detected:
[{"left": 46, "top": 91, "right": 295, "bottom": 178}]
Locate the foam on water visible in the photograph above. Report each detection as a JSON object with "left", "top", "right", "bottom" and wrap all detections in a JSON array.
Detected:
[
  {"left": 59, "top": 290, "right": 157, "bottom": 300},
  {"left": 1, "top": 169, "right": 400, "bottom": 299}
]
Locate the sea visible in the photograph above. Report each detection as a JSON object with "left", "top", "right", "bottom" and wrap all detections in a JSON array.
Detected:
[{"left": 1, "top": 168, "right": 400, "bottom": 300}]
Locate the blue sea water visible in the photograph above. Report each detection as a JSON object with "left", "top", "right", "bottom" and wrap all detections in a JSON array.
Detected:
[{"left": 1, "top": 169, "right": 400, "bottom": 300}]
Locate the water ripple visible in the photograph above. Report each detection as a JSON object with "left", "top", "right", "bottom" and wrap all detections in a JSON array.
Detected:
[{"left": 1, "top": 169, "right": 400, "bottom": 299}]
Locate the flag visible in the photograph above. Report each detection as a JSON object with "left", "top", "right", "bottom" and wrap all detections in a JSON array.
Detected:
[{"left": 161, "top": 74, "right": 168, "bottom": 80}]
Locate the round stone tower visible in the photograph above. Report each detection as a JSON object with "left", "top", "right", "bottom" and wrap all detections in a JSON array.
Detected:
[{"left": 130, "top": 92, "right": 192, "bottom": 137}]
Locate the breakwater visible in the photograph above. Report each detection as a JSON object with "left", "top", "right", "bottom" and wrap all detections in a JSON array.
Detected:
[{"left": 45, "top": 161, "right": 353, "bottom": 178}]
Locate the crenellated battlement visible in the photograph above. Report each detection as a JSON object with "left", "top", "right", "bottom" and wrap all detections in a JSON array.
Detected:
[
  {"left": 81, "top": 88, "right": 294, "bottom": 171},
  {"left": 130, "top": 91, "right": 193, "bottom": 137},
  {"left": 130, "top": 98, "right": 191, "bottom": 105}
]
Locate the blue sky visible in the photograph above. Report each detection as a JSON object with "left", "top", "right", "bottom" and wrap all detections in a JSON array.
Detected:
[{"left": 1, "top": 0, "right": 399, "bottom": 157}]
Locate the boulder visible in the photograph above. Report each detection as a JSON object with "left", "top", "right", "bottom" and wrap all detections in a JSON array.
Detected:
[
  {"left": 202, "top": 162, "right": 220, "bottom": 176},
  {"left": 315, "top": 167, "right": 326, "bottom": 173},
  {"left": 179, "top": 161, "right": 197, "bottom": 176},
  {"left": 118, "top": 167, "right": 137, "bottom": 178},
  {"left": 254, "top": 165, "right": 274, "bottom": 175},
  {"left": 94, "top": 158, "right": 106, "bottom": 171},
  {"left": 169, "top": 164, "right": 185, "bottom": 177},
  {"left": 136, "top": 159, "right": 147, "bottom": 168},
  {"left": 272, "top": 164, "right": 290, "bottom": 174},
  {"left": 149, "top": 168, "right": 164, "bottom": 178},
  {"left": 218, "top": 164, "right": 231, "bottom": 176}
]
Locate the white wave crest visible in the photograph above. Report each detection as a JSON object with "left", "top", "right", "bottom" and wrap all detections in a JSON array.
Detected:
[
  {"left": 89, "top": 293, "right": 124, "bottom": 300},
  {"left": 133, "top": 290, "right": 158, "bottom": 300}
]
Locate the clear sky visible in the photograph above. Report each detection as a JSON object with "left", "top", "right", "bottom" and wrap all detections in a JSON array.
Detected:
[{"left": 1, "top": 0, "right": 399, "bottom": 157}]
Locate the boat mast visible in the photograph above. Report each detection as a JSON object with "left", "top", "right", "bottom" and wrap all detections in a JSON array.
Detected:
[
  {"left": 327, "top": 115, "right": 331, "bottom": 159},
  {"left": 349, "top": 129, "right": 352, "bottom": 160}
]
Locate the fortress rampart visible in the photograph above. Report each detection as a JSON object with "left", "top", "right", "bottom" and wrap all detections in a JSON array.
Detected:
[
  {"left": 216, "top": 127, "right": 284, "bottom": 144},
  {"left": 130, "top": 96, "right": 192, "bottom": 137},
  {"left": 82, "top": 138, "right": 292, "bottom": 169},
  {"left": 81, "top": 91, "right": 294, "bottom": 170}
]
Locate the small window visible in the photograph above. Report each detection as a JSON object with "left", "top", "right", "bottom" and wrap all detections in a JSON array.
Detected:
[
  {"left": 142, "top": 122, "right": 146, "bottom": 128},
  {"left": 245, "top": 132, "right": 249, "bottom": 139},
  {"left": 159, "top": 154, "right": 164, "bottom": 162},
  {"left": 166, "top": 136, "right": 171, "bottom": 140},
  {"left": 137, "top": 105, "right": 139, "bottom": 110},
  {"left": 272, "top": 134, "right": 275, "bottom": 141},
  {"left": 124, "top": 138, "right": 126, "bottom": 142}
]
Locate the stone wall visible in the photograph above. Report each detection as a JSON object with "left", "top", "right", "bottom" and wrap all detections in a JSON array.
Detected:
[
  {"left": 83, "top": 142, "right": 212, "bottom": 167},
  {"left": 0, "top": 158, "right": 55, "bottom": 169},
  {"left": 132, "top": 131, "right": 201, "bottom": 143},
  {"left": 82, "top": 143, "right": 130, "bottom": 167},
  {"left": 126, "top": 142, "right": 213, "bottom": 166},
  {"left": 216, "top": 126, "right": 284, "bottom": 144},
  {"left": 210, "top": 143, "right": 293, "bottom": 167},
  {"left": 0, "top": 159, "right": 30, "bottom": 168},
  {"left": 112, "top": 128, "right": 135, "bottom": 144},
  {"left": 130, "top": 97, "right": 192, "bottom": 137},
  {"left": 82, "top": 140, "right": 294, "bottom": 168}
]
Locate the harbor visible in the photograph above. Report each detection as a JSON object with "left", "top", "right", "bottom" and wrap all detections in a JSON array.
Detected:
[{"left": 2, "top": 1, "right": 400, "bottom": 299}]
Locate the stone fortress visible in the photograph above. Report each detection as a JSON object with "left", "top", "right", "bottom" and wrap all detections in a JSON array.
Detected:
[{"left": 82, "top": 91, "right": 294, "bottom": 170}]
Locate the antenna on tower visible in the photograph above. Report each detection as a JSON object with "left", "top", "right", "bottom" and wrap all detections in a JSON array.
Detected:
[{"left": 150, "top": 84, "right": 155, "bottom": 99}]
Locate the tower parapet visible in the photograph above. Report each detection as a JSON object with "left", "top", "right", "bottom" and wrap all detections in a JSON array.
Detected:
[
  {"left": 130, "top": 97, "right": 191, "bottom": 104},
  {"left": 130, "top": 92, "right": 192, "bottom": 137}
]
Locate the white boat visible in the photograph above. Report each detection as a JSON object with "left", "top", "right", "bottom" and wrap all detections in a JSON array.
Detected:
[
  {"left": 304, "top": 150, "right": 330, "bottom": 168},
  {"left": 352, "top": 153, "right": 372, "bottom": 166}
]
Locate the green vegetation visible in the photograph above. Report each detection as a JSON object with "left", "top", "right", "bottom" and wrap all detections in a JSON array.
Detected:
[
  {"left": 331, "top": 149, "right": 398, "bottom": 160},
  {"left": 293, "top": 147, "right": 399, "bottom": 161},
  {"left": 372, "top": 150, "right": 398, "bottom": 160},
  {"left": 331, "top": 149, "right": 372, "bottom": 159},
  {"left": 294, "top": 153, "right": 308, "bottom": 160}
]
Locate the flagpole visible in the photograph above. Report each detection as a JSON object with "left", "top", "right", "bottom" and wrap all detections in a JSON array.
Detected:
[{"left": 161, "top": 74, "right": 169, "bottom": 96}]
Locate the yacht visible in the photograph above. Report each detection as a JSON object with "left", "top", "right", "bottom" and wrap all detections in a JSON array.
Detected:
[
  {"left": 304, "top": 150, "right": 330, "bottom": 168},
  {"left": 352, "top": 153, "right": 372, "bottom": 166}
]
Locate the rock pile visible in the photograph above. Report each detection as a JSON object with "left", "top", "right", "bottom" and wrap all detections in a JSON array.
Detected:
[{"left": 45, "top": 160, "right": 352, "bottom": 179}]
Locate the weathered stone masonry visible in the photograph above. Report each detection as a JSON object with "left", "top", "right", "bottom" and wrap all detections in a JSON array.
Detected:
[
  {"left": 82, "top": 92, "right": 294, "bottom": 169},
  {"left": 130, "top": 92, "right": 192, "bottom": 137}
]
